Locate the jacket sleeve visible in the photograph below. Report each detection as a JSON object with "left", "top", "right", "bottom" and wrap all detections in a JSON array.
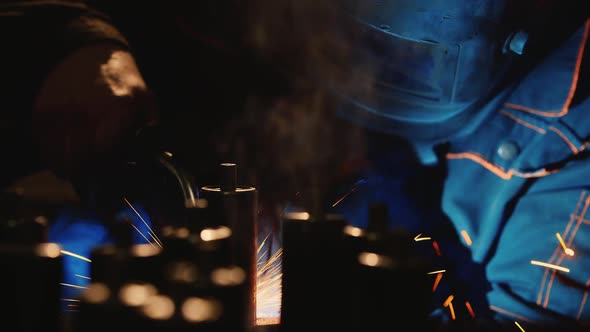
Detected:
[{"left": 484, "top": 152, "right": 590, "bottom": 328}]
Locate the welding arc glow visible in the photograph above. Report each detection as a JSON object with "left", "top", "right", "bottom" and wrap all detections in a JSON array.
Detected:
[{"left": 256, "top": 232, "right": 282, "bottom": 324}]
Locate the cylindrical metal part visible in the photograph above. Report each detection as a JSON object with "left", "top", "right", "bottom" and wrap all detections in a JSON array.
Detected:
[
  {"left": 220, "top": 162, "right": 237, "bottom": 192},
  {"left": 110, "top": 216, "right": 135, "bottom": 248},
  {"left": 208, "top": 264, "right": 249, "bottom": 332},
  {"left": 280, "top": 213, "right": 355, "bottom": 332},
  {"left": 0, "top": 242, "right": 62, "bottom": 332},
  {"left": 78, "top": 244, "right": 163, "bottom": 332},
  {"left": 200, "top": 163, "right": 258, "bottom": 329},
  {"left": 367, "top": 203, "right": 388, "bottom": 234},
  {"left": 351, "top": 203, "right": 434, "bottom": 331},
  {"left": 0, "top": 215, "right": 48, "bottom": 244},
  {"left": 90, "top": 243, "right": 163, "bottom": 289}
]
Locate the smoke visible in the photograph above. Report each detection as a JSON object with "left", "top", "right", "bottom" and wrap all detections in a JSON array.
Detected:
[{"left": 214, "top": 0, "right": 376, "bottom": 215}]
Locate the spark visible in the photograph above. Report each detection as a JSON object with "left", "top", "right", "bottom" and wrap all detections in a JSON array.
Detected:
[
  {"left": 515, "top": 321, "right": 526, "bottom": 331},
  {"left": 61, "top": 299, "right": 80, "bottom": 302},
  {"left": 432, "top": 273, "right": 443, "bottom": 292},
  {"left": 443, "top": 295, "right": 454, "bottom": 307},
  {"left": 414, "top": 233, "right": 432, "bottom": 241},
  {"left": 60, "top": 250, "right": 91, "bottom": 262},
  {"left": 555, "top": 233, "right": 575, "bottom": 256},
  {"left": 432, "top": 241, "right": 442, "bottom": 256},
  {"left": 465, "top": 301, "right": 475, "bottom": 318},
  {"left": 427, "top": 269, "right": 446, "bottom": 274},
  {"left": 60, "top": 283, "right": 88, "bottom": 289},
  {"left": 130, "top": 223, "right": 158, "bottom": 249},
  {"left": 75, "top": 274, "right": 91, "bottom": 280},
  {"left": 530, "top": 260, "right": 570, "bottom": 273},
  {"left": 460, "top": 230, "right": 472, "bottom": 246},
  {"left": 257, "top": 233, "right": 272, "bottom": 255},
  {"left": 67, "top": 304, "right": 79, "bottom": 307},
  {"left": 331, "top": 187, "right": 357, "bottom": 207},
  {"left": 256, "top": 233, "right": 282, "bottom": 324},
  {"left": 448, "top": 302, "right": 456, "bottom": 320},
  {"left": 123, "top": 197, "right": 163, "bottom": 247}
]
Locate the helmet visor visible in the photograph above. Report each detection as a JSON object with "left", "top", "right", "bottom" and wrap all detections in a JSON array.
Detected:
[{"left": 356, "top": 23, "right": 460, "bottom": 102}]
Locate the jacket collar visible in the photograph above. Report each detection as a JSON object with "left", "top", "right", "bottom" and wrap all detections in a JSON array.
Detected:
[{"left": 503, "top": 20, "right": 590, "bottom": 118}]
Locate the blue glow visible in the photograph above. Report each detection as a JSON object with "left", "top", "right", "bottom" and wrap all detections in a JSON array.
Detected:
[
  {"left": 48, "top": 204, "right": 154, "bottom": 302},
  {"left": 115, "top": 204, "right": 155, "bottom": 245}
]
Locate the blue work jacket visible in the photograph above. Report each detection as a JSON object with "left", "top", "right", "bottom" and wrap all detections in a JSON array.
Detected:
[{"left": 442, "top": 19, "right": 590, "bottom": 326}]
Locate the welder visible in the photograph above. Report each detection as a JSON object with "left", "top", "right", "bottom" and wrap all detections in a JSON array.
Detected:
[
  {"left": 0, "top": 0, "right": 158, "bottom": 294},
  {"left": 322, "top": 0, "right": 590, "bottom": 330}
]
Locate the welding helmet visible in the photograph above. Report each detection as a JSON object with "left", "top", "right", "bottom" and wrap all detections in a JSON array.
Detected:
[{"left": 334, "top": 0, "right": 529, "bottom": 140}]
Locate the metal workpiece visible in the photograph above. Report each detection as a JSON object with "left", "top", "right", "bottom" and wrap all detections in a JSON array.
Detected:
[
  {"left": 279, "top": 205, "right": 434, "bottom": 332},
  {"left": 109, "top": 216, "right": 135, "bottom": 249},
  {"left": 351, "top": 203, "right": 434, "bottom": 331},
  {"left": 89, "top": 243, "right": 163, "bottom": 289},
  {"left": 200, "top": 162, "right": 258, "bottom": 329},
  {"left": 0, "top": 207, "right": 62, "bottom": 332},
  {"left": 206, "top": 263, "right": 250, "bottom": 332},
  {"left": 280, "top": 212, "right": 355, "bottom": 332},
  {"left": 0, "top": 242, "right": 63, "bottom": 332},
  {"left": 0, "top": 214, "right": 49, "bottom": 244},
  {"left": 156, "top": 219, "right": 249, "bottom": 331},
  {"left": 78, "top": 243, "right": 165, "bottom": 332},
  {"left": 157, "top": 151, "right": 200, "bottom": 209},
  {"left": 196, "top": 227, "right": 233, "bottom": 275}
]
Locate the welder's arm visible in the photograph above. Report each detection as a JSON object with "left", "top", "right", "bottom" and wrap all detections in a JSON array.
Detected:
[{"left": 482, "top": 157, "right": 590, "bottom": 328}]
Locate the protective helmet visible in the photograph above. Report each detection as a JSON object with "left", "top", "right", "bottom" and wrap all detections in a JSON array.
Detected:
[{"left": 334, "top": 0, "right": 539, "bottom": 140}]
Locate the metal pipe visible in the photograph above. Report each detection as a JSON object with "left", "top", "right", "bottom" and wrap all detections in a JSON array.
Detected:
[{"left": 157, "top": 151, "right": 199, "bottom": 209}]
